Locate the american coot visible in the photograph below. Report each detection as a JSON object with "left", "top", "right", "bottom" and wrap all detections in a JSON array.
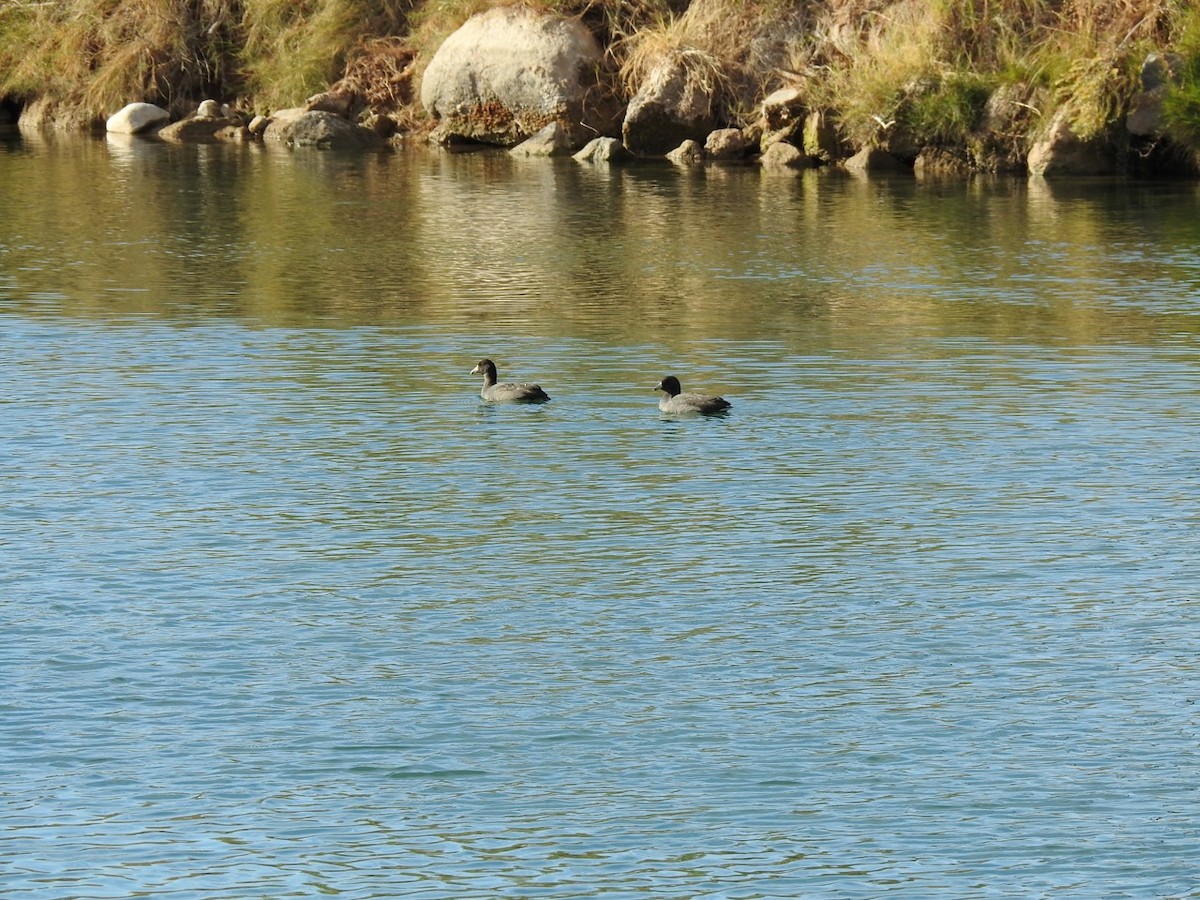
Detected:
[
  {"left": 655, "top": 375, "right": 731, "bottom": 415},
  {"left": 470, "top": 358, "right": 551, "bottom": 404}
]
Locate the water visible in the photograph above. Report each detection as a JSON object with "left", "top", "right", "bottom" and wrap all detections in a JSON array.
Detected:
[{"left": 2, "top": 129, "right": 1199, "bottom": 898}]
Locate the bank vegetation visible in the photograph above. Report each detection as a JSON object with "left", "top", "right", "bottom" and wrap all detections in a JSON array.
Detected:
[{"left": 3, "top": 0, "right": 1200, "bottom": 171}]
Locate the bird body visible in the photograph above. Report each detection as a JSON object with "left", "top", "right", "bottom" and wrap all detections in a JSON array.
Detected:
[
  {"left": 655, "top": 375, "right": 731, "bottom": 415},
  {"left": 470, "top": 358, "right": 550, "bottom": 404}
]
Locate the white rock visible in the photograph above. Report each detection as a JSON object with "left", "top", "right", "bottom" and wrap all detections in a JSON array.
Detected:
[{"left": 105, "top": 102, "right": 169, "bottom": 135}]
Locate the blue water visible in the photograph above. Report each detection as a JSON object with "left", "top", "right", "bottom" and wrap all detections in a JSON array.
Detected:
[{"left": 2, "top": 131, "right": 1199, "bottom": 897}]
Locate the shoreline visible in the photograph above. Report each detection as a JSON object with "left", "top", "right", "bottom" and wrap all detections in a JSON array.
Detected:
[{"left": 3, "top": 1, "right": 1199, "bottom": 178}]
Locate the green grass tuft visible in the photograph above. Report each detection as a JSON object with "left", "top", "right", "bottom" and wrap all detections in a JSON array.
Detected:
[
  {"left": 902, "top": 73, "right": 993, "bottom": 145},
  {"left": 1160, "top": 6, "right": 1200, "bottom": 154}
]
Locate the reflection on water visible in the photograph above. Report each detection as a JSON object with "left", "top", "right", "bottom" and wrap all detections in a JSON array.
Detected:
[
  {"left": 2, "top": 131, "right": 1200, "bottom": 898},
  {"left": 8, "top": 128, "right": 1200, "bottom": 343}
]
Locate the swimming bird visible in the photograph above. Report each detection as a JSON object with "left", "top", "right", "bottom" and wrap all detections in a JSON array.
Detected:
[
  {"left": 655, "top": 375, "right": 731, "bottom": 415},
  {"left": 470, "top": 358, "right": 550, "bottom": 404}
]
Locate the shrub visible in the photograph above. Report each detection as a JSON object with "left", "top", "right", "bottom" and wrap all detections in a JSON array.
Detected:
[
  {"left": 0, "top": 0, "right": 238, "bottom": 120},
  {"left": 1161, "top": 6, "right": 1200, "bottom": 153},
  {"left": 902, "top": 72, "right": 993, "bottom": 146},
  {"left": 239, "top": 0, "right": 412, "bottom": 112}
]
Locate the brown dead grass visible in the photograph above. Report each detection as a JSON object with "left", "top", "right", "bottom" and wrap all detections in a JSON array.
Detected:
[{"left": 332, "top": 37, "right": 418, "bottom": 118}]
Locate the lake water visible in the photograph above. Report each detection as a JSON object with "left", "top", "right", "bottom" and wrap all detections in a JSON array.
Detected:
[{"left": 2, "top": 128, "right": 1199, "bottom": 898}]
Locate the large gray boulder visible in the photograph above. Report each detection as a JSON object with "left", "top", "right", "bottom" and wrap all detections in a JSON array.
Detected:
[
  {"left": 622, "top": 52, "right": 719, "bottom": 156},
  {"left": 259, "top": 107, "right": 380, "bottom": 149},
  {"left": 420, "top": 7, "right": 613, "bottom": 147}
]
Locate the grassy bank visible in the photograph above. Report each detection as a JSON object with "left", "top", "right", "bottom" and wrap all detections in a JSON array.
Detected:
[{"left": 3, "top": 0, "right": 1200, "bottom": 164}]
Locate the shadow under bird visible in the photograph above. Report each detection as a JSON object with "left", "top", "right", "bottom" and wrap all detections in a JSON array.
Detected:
[
  {"left": 655, "top": 375, "right": 731, "bottom": 415},
  {"left": 470, "top": 358, "right": 551, "bottom": 404}
]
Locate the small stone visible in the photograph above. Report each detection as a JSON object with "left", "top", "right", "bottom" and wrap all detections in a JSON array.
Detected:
[
  {"left": 510, "top": 122, "right": 575, "bottom": 157},
  {"left": 573, "top": 136, "right": 631, "bottom": 163},
  {"left": 704, "top": 128, "right": 754, "bottom": 160},
  {"left": 759, "top": 141, "right": 811, "bottom": 169},
  {"left": 666, "top": 139, "right": 705, "bottom": 165}
]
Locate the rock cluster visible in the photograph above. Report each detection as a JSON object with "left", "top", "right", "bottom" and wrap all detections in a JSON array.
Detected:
[
  {"left": 101, "top": 90, "right": 387, "bottom": 151},
  {"left": 44, "top": 6, "right": 1195, "bottom": 175},
  {"left": 415, "top": 7, "right": 1197, "bottom": 176}
]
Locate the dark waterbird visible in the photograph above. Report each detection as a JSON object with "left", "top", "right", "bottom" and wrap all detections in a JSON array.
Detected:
[
  {"left": 470, "top": 358, "right": 551, "bottom": 404},
  {"left": 655, "top": 375, "right": 731, "bottom": 415}
]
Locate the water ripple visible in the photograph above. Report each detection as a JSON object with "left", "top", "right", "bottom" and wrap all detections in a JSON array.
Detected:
[{"left": 4, "top": 149, "right": 1200, "bottom": 898}]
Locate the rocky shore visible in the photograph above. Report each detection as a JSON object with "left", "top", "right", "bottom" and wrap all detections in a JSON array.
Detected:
[{"left": 7, "top": 3, "right": 1197, "bottom": 178}]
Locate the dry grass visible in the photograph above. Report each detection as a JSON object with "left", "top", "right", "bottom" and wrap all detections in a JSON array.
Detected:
[
  {"left": 787, "top": 0, "right": 1178, "bottom": 147},
  {"left": 0, "top": 0, "right": 412, "bottom": 122},
  {"left": 399, "top": 0, "right": 498, "bottom": 103},
  {"left": 618, "top": 11, "right": 727, "bottom": 94},
  {"left": 0, "top": 0, "right": 230, "bottom": 120},
  {"left": 804, "top": 0, "right": 949, "bottom": 145},
  {"left": 331, "top": 36, "right": 418, "bottom": 118},
  {"left": 238, "top": 0, "right": 412, "bottom": 113},
  {"left": 1032, "top": 0, "right": 1170, "bottom": 137},
  {"left": 1160, "top": 4, "right": 1200, "bottom": 154},
  {"left": 616, "top": 0, "right": 812, "bottom": 121}
]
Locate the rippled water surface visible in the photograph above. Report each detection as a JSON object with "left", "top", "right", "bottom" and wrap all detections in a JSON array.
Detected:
[{"left": 3, "top": 129, "right": 1200, "bottom": 898}]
